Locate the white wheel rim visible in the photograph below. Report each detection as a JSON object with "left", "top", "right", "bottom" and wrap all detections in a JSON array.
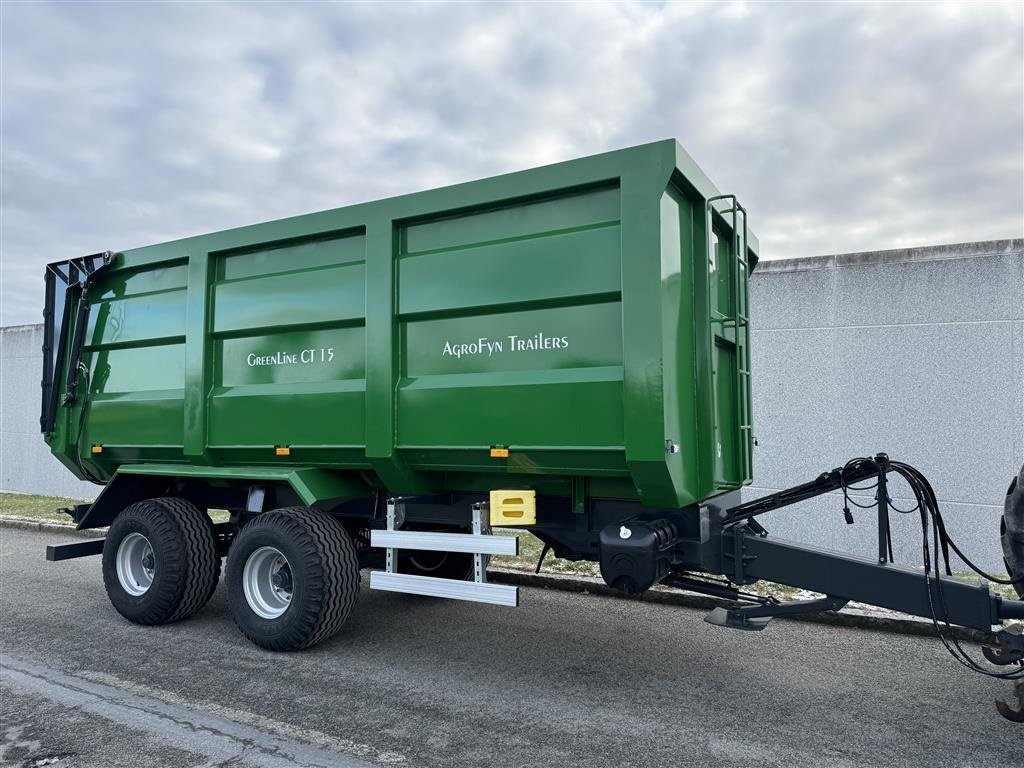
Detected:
[
  {"left": 116, "top": 532, "right": 155, "bottom": 596},
  {"left": 243, "top": 546, "right": 293, "bottom": 619}
]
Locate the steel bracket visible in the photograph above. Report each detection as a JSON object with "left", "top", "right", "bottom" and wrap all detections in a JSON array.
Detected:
[{"left": 983, "top": 624, "right": 1024, "bottom": 666}]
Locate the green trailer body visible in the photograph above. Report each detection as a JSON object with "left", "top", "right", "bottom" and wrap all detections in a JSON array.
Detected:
[{"left": 43, "top": 139, "right": 757, "bottom": 512}]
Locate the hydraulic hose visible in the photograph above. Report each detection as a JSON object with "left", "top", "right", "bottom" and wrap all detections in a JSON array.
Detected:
[{"left": 1000, "top": 597, "right": 1024, "bottom": 621}]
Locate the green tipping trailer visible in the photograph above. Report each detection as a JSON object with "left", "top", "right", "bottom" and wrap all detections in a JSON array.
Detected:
[
  {"left": 40, "top": 141, "right": 1024, "bottom": 716},
  {"left": 43, "top": 139, "right": 756, "bottom": 511}
]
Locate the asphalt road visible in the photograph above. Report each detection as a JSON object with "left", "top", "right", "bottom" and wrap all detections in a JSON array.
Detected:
[{"left": 1, "top": 526, "right": 1020, "bottom": 768}]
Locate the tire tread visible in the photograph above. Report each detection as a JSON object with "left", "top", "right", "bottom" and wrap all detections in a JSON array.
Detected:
[{"left": 156, "top": 497, "right": 221, "bottom": 621}]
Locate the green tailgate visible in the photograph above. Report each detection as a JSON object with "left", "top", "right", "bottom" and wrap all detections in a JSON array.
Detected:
[{"left": 46, "top": 139, "right": 757, "bottom": 509}]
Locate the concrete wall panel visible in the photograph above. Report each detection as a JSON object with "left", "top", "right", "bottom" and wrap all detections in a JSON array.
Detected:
[
  {"left": 749, "top": 328, "right": 839, "bottom": 490},
  {"left": 748, "top": 260, "right": 835, "bottom": 330},
  {"left": 832, "top": 322, "right": 1015, "bottom": 504},
  {"left": 1015, "top": 321, "right": 1024, "bottom": 484},
  {"left": 1, "top": 325, "right": 98, "bottom": 502},
  {"left": 744, "top": 239, "right": 1023, "bottom": 571},
  {"left": 834, "top": 245, "right": 1020, "bottom": 327}
]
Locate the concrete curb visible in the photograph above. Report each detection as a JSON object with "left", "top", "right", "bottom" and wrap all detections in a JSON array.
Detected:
[
  {"left": 0, "top": 514, "right": 106, "bottom": 538},
  {"left": 0, "top": 514, "right": 994, "bottom": 643}
]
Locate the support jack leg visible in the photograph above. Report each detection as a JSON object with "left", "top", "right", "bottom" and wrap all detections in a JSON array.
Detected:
[
  {"left": 704, "top": 595, "right": 849, "bottom": 632},
  {"left": 996, "top": 680, "right": 1024, "bottom": 723}
]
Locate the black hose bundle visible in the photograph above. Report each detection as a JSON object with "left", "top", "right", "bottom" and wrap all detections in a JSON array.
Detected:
[{"left": 841, "top": 456, "right": 1023, "bottom": 681}]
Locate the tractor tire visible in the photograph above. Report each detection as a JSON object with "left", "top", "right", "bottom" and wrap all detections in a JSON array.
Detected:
[
  {"left": 1002, "top": 463, "right": 1024, "bottom": 599},
  {"left": 226, "top": 507, "right": 360, "bottom": 651},
  {"left": 102, "top": 497, "right": 220, "bottom": 625}
]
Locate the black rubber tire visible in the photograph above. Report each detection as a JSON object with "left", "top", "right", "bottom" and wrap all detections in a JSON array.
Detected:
[
  {"left": 102, "top": 497, "right": 221, "bottom": 626},
  {"left": 226, "top": 507, "right": 360, "bottom": 651},
  {"left": 399, "top": 549, "right": 476, "bottom": 581},
  {"left": 1002, "top": 463, "right": 1024, "bottom": 599}
]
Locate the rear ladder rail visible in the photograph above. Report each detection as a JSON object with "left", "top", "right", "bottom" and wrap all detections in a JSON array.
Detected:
[{"left": 707, "top": 195, "right": 754, "bottom": 484}]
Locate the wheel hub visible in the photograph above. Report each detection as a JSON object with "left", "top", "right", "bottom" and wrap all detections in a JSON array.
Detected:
[
  {"left": 270, "top": 568, "right": 292, "bottom": 591},
  {"left": 243, "top": 546, "right": 293, "bottom": 619},
  {"left": 116, "top": 532, "right": 155, "bottom": 596}
]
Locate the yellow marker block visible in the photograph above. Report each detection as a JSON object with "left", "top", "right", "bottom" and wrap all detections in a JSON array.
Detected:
[
  {"left": 275, "top": 446, "right": 291, "bottom": 456},
  {"left": 489, "top": 447, "right": 509, "bottom": 458},
  {"left": 489, "top": 490, "right": 536, "bottom": 526},
  {"left": 91, "top": 445, "right": 103, "bottom": 454}
]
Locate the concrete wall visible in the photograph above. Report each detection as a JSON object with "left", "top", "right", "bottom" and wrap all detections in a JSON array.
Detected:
[
  {"left": 2, "top": 238, "right": 1021, "bottom": 568},
  {"left": 0, "top": 324, "right": 99, "bottom": 501},
  {"left": 746, "top": 238, "right": 1023, "bottom": 571}
]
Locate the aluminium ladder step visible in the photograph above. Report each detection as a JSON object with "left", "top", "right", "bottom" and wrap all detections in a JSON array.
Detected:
[
  {"left": 369, "top": 529, "right": 518, "bottom": 556},
  {"left": 369, "top": 571, "right": 519, "bottom": 607},
  {"left": 368, "top": 499, "right": 519, "bottom": 608}
]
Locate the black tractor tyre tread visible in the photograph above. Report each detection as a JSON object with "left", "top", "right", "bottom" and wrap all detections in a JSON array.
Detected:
[
  {"left": 155, "top": 497, "right": 222, "bottom": 621},
  {"left": 1002, "top": 464, "right": 1024, "bottom": 599},
  {"left": 301, "top": 508, "right": 361, "bottom": 648},
  {"left": 102, "top": 497, "right": 220, "bottom": 625},
  {"left": 227, "top": 508, "right": 360, "bottom": 651}
]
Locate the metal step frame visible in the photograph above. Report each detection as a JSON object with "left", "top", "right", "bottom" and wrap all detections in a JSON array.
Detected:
[{"left": 368, "top": 500, "right": 519, "bottom": 607}]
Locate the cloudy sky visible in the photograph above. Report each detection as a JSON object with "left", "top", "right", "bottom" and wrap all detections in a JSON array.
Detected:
[{"left": 1, "top": 1, "right": 1021, "bottom": 325}]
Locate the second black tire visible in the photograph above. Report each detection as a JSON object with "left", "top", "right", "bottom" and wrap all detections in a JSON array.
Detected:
[
  {"left": 1002, "top": 463, "right": 1024, "bottom": 599},
  {"left": 226, "top": 507, "right": 360, "bottom": 651}
]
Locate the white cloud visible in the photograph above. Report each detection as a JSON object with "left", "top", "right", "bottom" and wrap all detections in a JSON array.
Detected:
[{"left": 1, "top": 0, "right": 1021, "bottom": 324}]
